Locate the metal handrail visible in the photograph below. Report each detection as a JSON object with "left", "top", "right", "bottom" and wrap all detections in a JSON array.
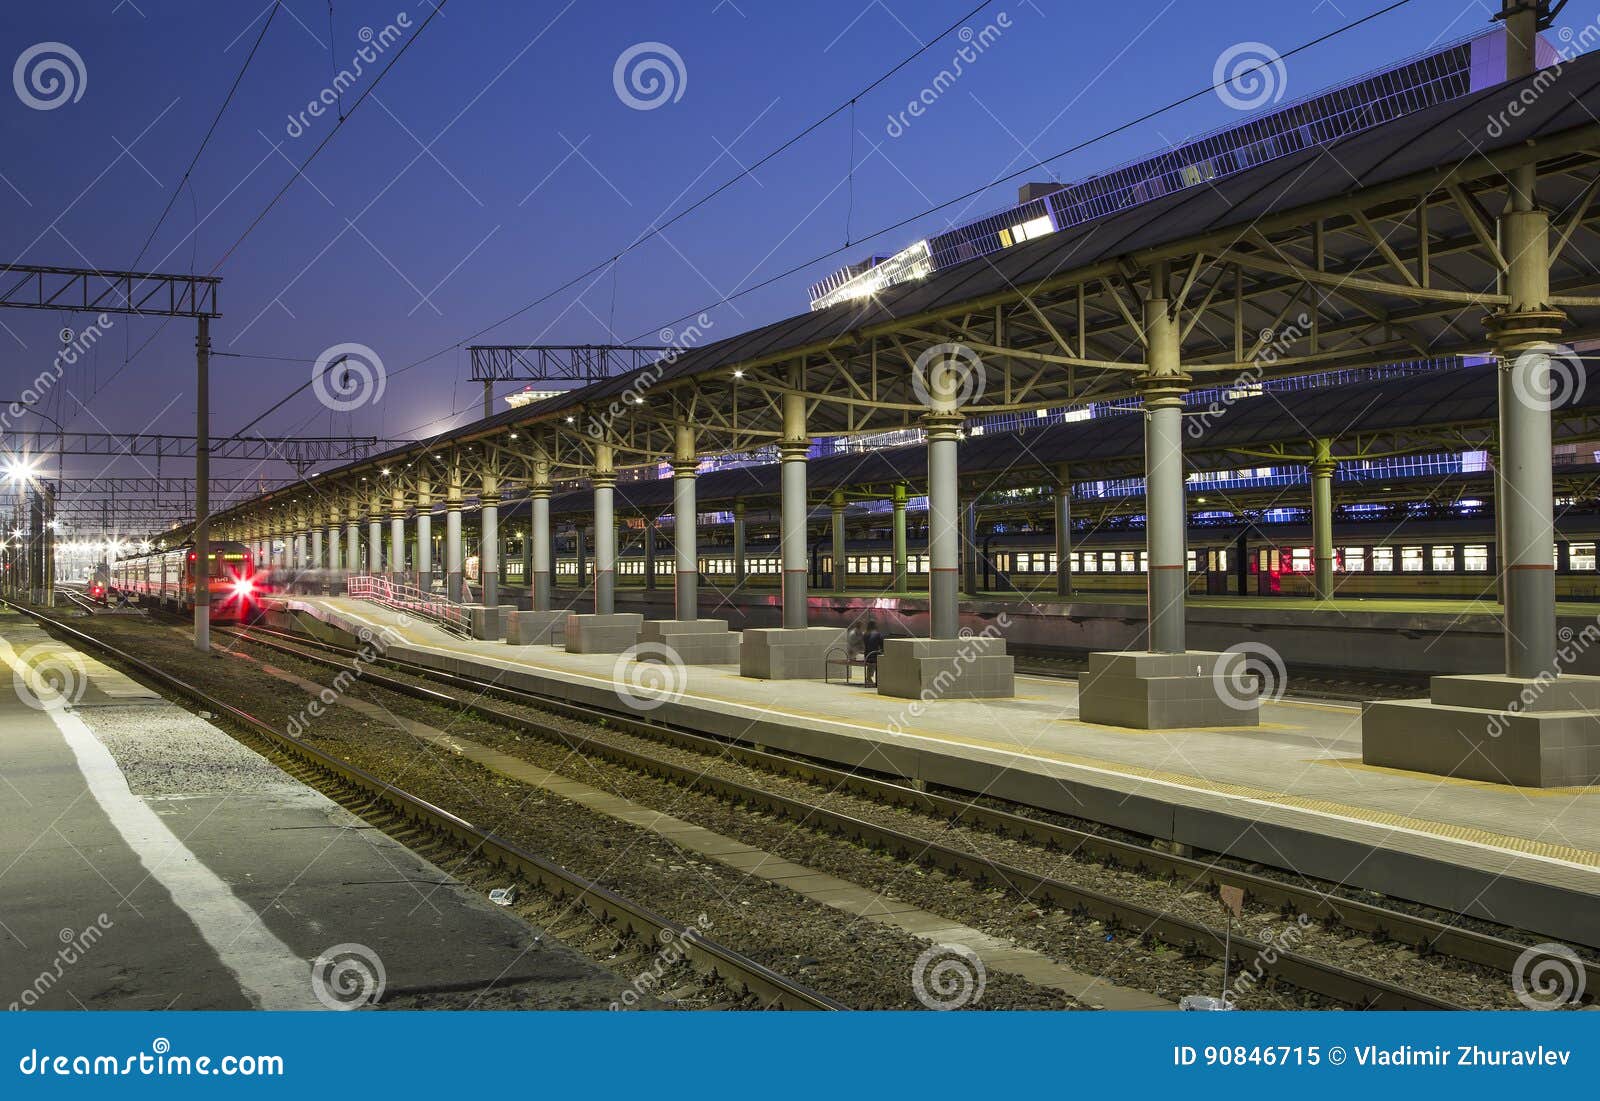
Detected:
[{"left": 346, "top": 574, "right": 471, "bottom": 637}]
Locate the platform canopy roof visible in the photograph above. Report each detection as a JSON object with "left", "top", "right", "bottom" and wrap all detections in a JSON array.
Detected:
[{"left": 223, "top": 49, "right": 1600, "bottom": 536}]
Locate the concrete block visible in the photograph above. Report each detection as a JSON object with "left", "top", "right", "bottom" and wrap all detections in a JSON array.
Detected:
[
  {"left": 636, "top": 619, "right": 742, "bottom": 665},
  {"left": 876, "top": 636, "right": 1014, "bottom": 700},
  {"left": 564, "top": 613, "right": 644, "bottom": 654},
  {"left": 505, "top": 610, "right": 570, "bottom": 646},
  {"left": 1078, "top": 650, "right": 1259, "bottom": 729},
  {"left": 1430, "top": 672, "right": 1600, "bottom": 714},
  {"left": 740, "top": 627, "right": 849, "bottom": 680}
]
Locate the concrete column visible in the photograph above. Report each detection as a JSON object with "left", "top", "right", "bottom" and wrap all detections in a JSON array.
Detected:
[
  {"left": 445, "top": 467, "right": 463, "bottom": 602},
  {"left": 927, "top": 418, "right": 961, "bottom": 639},
  {"left": 574, "top": 526, "right": 587, "bottom": 592},
  {"left": 642, "top": 518, "right": 657, "bottom": 592},
  {"left": 311, "top": 528, "right": 323, "bottom": 569},
  {"left": 830, "top": 489, "right": 847, "bottom": 595},
  {"left": 673, "top": 424, "right": 699, "bottom": 617},
  {"left": 415, "top": 478, "right": 433, "bottom": 591},
  {"left": 1310, "top": 438, "right": 1336, "bottom": 600},
  {"left": 327, "top": 515, "right": 341, "bottom": 573},
  {"left": 368, "top": 513, "right": 383, "bottom": 574},
  {"left": 1491, "top": 195, "right": 1560, "bottom": 678},
  {"left": 732, "top": 499, "right": 747, "bottom": 587},
  {"left": 389, "top": 487, "right": 406, "bottom": 583},
  {"left": 345, "top": 503, "right": 360, "bottom": 578},
  {"left": 891, "top": 483, "right": 908, "bottom": 593},
  {"left": 481, "top": 472, "right": 500, "bottom": 610},
  {"left": 293, "top": 532, "right": 306, "bottom": 571},
  {"left": 530, "top": 457, "right": 551, "bottom": 611},
  {"left": 592, "top": 443, "right": 615, "bottom": 615},
  {"left": 780, "top": 392, "right": 809, "bottom": 630},
  {"left": 1053, "top": 463, "right": 1073, "bottom": 597},
  {"left": 1142, "top": 290, "right": 1189, "bottom": 655}
]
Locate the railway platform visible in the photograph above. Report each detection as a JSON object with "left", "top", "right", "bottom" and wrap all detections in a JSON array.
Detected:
[
  {"left": 269, "top": 595, "right": 1600, "bottom": 951},
  {"left": 0, "top": 609, "right": 621, "bottom": 1010}
]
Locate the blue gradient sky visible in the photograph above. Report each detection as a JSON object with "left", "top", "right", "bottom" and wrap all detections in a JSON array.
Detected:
[{"left": 3, "top": 0, "right": 1596, "bottom": 478}]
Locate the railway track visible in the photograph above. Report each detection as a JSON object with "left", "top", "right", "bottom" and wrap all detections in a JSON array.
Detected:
[
  {"left": 210, "top": 621, "right": 1546, "bottom": 1011},
  {"left": 2, "top": 601, "right": 845, "bottom": 1012}
]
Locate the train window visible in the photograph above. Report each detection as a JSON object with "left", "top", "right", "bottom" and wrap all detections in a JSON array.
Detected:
[
  {"left": 1343, "top": 547, "right": 1366, "bottom": 572},
  {"left": 1371, "top": 547, "right": 1394, "bottom": 572},
  {"left": 1258, "top": 548, "right": 1272, "bottom": 571},
  {"left": 1046, "top": 552, "right": 1058, "bottom": 572},
  {"left": 1101, "top": 552, "right": 1117, "bottom": 572},
  {"left": 1400, "top": 546, "right": 1424, "bottom": 572},
  {"left": 1186, "top": 550, "right": 1197, "bottom": 573},
  {"left": 1290, "top": 548, "right": 1311, "bottom": 573},
  {"left": 1118, "top": 551, "right": 1135, "bottom": 572},
  {"left": 1068, "top": 552, "right": 1081, "bottom": 571},
  {"left": 1572, "top": 542, "right": 1597, "bottom": 571},
  {"left": 1139, "top": 551, "right": 1149, "bottom": 572},
  {"left": 1463, "top": 545, "right": 1489, "bottom": 572},
  {"left": 1432, "top": 546, "right": 1457, "bottom": 572},
  {"left": 1080, "top": 553, "right": 1097, "bottom": 573}
]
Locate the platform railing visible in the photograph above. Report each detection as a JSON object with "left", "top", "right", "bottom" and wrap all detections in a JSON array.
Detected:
[{"left": 345, "top": 574, "right": 471, "bottom": 637}]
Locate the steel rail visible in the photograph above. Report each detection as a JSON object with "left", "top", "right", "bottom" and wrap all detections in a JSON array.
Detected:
[
  {"left": 4, "top": 603, "right": 845, "bottom": 1012},
  {"left": 224, "top": 623, "right": 1484, "bottom": 1010}
]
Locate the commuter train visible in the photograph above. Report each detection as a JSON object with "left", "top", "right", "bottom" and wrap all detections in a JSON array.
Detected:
[
  {"left": 531, "top": 517, "right": 1600, "bottom": 602},
  {"left": 109, "top": 541, "right": 260, "bottom": 623}
]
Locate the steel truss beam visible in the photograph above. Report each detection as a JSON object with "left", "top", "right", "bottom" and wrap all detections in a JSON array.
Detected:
[
  {"left": 0, "top": 264, "right": 219, "bottom": 318},
  {"left": 0, "top": 432, "right": 404, "bottom": 463},
  {"left": 468, "top": 345, "right": 671, "bottom": 383}
]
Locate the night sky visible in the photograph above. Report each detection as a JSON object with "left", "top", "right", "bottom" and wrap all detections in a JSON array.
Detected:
[{"left": 3, "top": 0, "right": 1595, "bottom": 497}]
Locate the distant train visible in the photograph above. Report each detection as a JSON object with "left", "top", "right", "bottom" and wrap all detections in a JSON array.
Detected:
[
  {"left": 110, "top": 541, "right": 260, "bottom": 623},
  {"left": 534, "top": 517, "right": 1600, "bottom": 601}
]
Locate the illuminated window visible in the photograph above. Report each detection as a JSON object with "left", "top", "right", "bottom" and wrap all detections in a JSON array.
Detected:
[
  {"left": 1120, "top": 551, "right": 1137, "bottom": 572},
  {"left": 1463, "top": 545, "right": 1489, "bottom": 572},
  {"left": 1372, "top": 547, "right": 1394, "bottom": 572},
  {"left": 1401, "top": 546, "right": 1424, "bottom": 572},
  {"left": 1290, "top": 548, "right": 1312, "bottom": 573},
  {"left": 1343, "top": 547, "right": 1366, "bottom": 572},
  {"left": 1186, "top": 549, "right": 1197, "bottom": 572},
  {"left": 1080, "top": 553, "right": 1097, "bottom": 573},
  {"left": 1431, "top": 546, "right": 1457, "bottom": 572},
  {"left": 1571, "top": 542, "right": 1597, "bottom": 571}
]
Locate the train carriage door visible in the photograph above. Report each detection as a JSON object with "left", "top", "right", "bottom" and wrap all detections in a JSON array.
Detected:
[{"left": 1234, "top": 531, "right": 1249, "bottom": 595}]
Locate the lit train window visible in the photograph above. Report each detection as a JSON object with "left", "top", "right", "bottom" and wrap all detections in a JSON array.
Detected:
[
  {"left": 1400, "top": 546, "right": 1424, "bottom": 572},
  {"left": 1431, "top": 546, "right": 1457, "bottom": 572},
  {"left": 1046, "top": 552, "right": 1057, "bottom": 572},
  {"left": 1343, "top": 547, "right": 1366, "bottom": 572},
  {"left": 1101, "top": 552, "right": 1117, "bottom": 572},
  {"left": 1290, "top": 548, "right": 1311, "bottom": 573},
  {"left": 1463, "top": 545, "right": 1489, "bottom": 572},
  {"left": 1186, "top": 550, "right": 1196, "bottom": 573},
  {"left": 1119, "top": 551, "right": 1135, "bottom": 572},
  {"left": 1068, "top": 552, "right": 1081, "bottom": 571},
  {"left": 1080, "top": 553, "right": 1096, "bottom": 573},
  {"left": 1571, "top": 542, "right": 1597, "bottom": 571},
  {"left": 1372, "top": 547, "right": 1394, "bottom": 572}
]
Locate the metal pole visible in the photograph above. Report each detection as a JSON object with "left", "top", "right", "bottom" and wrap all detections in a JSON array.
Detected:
[
  {"left": 593, "top": 447, "right": 615, "bottom": 616},
  {"left": 927, "top": 419, "right": 961, "bottom": 639},
  {"left": 673, "top": 426, "right": 698, "bottom": 619},
  {"left": 530, "top": 487, "right": 551, "bottom": 611},
  {"left": 643, "top": 518, "right": 656, "bottom": 591},
  {"left": 446, "top": 465, "right": 463, "bottom": 601},
  {"left": 194, "top": 316, "right": 210, "bottom": 652},
  {"left": 1144, "top": 284, "right": 1188, "bottom": 655},
  {"left": 415, "top": 479, "right": 432, "bottom": 591},
  {"left": 732, "top": 499, "right": 747, "bottom": 589},
  {"left": 482, "top": 380, "right": 493, "bottom": 421},
  {"left": 830, "top": 490, "right": 847, "bottom": 595},
  {"left": 481, "top": 482, "right": 500, "bottom": 609}
]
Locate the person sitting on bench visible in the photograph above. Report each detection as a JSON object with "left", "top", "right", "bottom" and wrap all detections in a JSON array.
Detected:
[{"left": 862, "top": 618, "right": 884, "bottom": 688}]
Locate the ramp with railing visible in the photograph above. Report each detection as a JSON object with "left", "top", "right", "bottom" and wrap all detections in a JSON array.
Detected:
[{"left": 346, "top": 575, "right": 471, "bottom": 637}]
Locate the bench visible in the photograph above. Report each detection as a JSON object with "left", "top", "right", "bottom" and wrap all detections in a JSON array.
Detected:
[{"left": 823, "top": 648, "right": 876, "bottom": 685}]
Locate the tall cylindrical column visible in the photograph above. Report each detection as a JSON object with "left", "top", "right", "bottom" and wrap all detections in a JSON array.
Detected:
[
  {"left": 346, "top": 505, "right": 361, "bottom": 579},
  {"left": 927, "top": 419, "right": 961, "bottom": 639},
  {"left": 445, "top": 468, "right": 463, "bottom": 602},
  {"left": 673, "top": 429, "right": 698, "bottom": 619},
  {"left": 1310, "top": 438, "right": 1336, "bottom": 601},
  {"left": 327, "top": 516, "right": 341, "bottom": 574},
  {"left": 1053, "top": 464, "right": 1073, "bottom": 597},
  {"left": 961, "top": 499, "right": 978, "bottom": 596},
  {"left": 481, "top": 477, "right": 500, "bottom": 609},
  {"left": 530, "top": 488, "right": 551, "bottom": 611},
  {"left": 416, "top": 478, "right": 433, "bottom": 591},
  {"left": 1492, "top": 201, "right": 1560, "bottom": 678},
  {"left": 732, "top": 499, "right": 747, "bottom": 587},
  {"left": 368, "top": 514, "right": 383, "bottom": 575},
  {"left": 389, "top": 498, "right": 405, "bottom": 584},
  {"left": 780, "top": 393, "right": 809, "bottom": 630},
  {"left": 643, "top": 519, "right": 657, "bottom": 592},
  {"left": 593, "top": 443, "right": 615, "bottom": 615},
  {"left": 1143, "top": 292, "right": 1189, "bottom": 656},
  {"left": 311, "top": 528, "right": 323, "bottom": 570},
  {"left": 830, "top": 490, "right": 847, "bottom": 595},
  {"left": 891, "top": 484, "right": 908, "bottom": 594}
]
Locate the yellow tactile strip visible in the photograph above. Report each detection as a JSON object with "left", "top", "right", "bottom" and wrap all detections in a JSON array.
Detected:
[{"left": 304, "top": 598, "right": 1600, "bottom": 873}]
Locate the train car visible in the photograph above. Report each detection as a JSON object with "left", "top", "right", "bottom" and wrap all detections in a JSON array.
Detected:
[
  {"left": 109, "top": 541, "right": 259, "bottom": 623},
  {"left": 546, "top": 515, "right": 1600, "bottom": 602},
  {"left": 87, "top": 562, "right": 111, "bottom": 604}
]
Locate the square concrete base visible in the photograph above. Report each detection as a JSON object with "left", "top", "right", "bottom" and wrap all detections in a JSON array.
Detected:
[
  {"left": 637, "top": 619, "right": 741, "bottom": 664},
  {"left": 505, "top": 610, "right": 570, "bottom": 646},
  {"left": 1078, "top": 650, "right": 1259, "bottom": 729},
  {"left": 564, "top": 613, "right": 644, "bottom": 654},
  {"left": 876, "top": 636, "right": 1014, "bottom": 700},
  {"left": 740, "top": 627, "right": 848, "bottom": 680},
  {"left": 465, "top": 604, "right": 518, "bottom": 641},
  {"left": 1362, "top": 673, "right": 1600, "bottom": 787}
]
